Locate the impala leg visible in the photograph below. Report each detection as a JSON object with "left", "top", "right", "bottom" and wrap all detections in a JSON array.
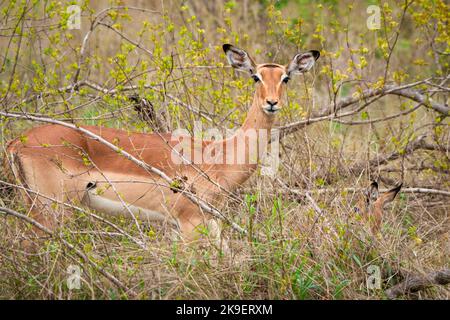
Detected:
[
  {"left": 177, "top": 211, "right": 229, "bottom": 254},
  {"left": 12, "top": 192, "right": 59, "bottom": 251},
  {"left": 12, "top": 156, "right": 72, "bottom": 249},
  {"left": 206, "top": 219, "right": 229, "bottom": 254}
]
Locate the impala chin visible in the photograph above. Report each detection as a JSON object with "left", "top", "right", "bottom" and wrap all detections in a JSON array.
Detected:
[{"left": 263, "top": 106, "right": 281, "bottom": 115}]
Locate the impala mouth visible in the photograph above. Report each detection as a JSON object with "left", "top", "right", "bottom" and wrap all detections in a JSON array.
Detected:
[{"left": 263, "top": 105, "right": 280, "bottom": 115}]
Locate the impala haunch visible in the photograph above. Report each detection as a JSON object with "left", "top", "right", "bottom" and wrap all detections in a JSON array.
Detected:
[{"left": 6, "top": 44, "right": 320, "bottom": 245}]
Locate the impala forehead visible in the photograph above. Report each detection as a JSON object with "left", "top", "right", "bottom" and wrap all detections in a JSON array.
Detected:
[{"left": 256, "top": 64, "right": 287, "bottom": 82}]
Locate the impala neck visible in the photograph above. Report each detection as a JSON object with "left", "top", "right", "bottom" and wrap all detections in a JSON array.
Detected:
[
  {"left": 213, "top": 93, "right": 276, "bottom": 189},
  {"left": 241, "top": 93, "right": 275, "bottom": 132}
]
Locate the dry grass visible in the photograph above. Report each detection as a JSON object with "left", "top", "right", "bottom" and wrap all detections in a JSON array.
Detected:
[{"left": 0, "top": 0, "right": 449, "bottom": 299}]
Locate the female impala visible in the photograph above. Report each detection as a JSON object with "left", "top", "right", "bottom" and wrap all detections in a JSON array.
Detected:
[
  {"left": 6, "top": 44, "right": 320, "bottom": 244},
  {"left": 357, "top": 181, "right": 402, "bottom": 232}
]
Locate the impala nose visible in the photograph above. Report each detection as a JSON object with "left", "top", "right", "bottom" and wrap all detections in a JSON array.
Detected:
[{"left": 266, "top": 99, "right": 278, "bottom": 107}]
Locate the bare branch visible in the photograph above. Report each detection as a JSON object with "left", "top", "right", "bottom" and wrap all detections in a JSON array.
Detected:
[
  {"left": 348, "top": 135, "right": 449, "bottom": 175},
  {"left": 287, "top": 187, "right": 450, "bottom": 197},
  {"left": 279, "top": 81, "right": 449, "bottom": 136},
  {"left": 385, "top": 269, "right": 450, "bottom": 299},
  {"left": 388, "top": 85, "right": 449, "bottom": 115}
]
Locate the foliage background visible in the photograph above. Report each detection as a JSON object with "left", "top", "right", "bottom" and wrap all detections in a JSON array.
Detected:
[{"left": 0, "top": 0, "right": 448, "bottom": 299}]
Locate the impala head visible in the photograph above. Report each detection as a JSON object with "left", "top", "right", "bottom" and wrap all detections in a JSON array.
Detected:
[
  {"left": 357, "top": 181, "right": 403, "bottom": 232},
  {"left": 223, "top": 44, "right": 320, "bottom": 116}
]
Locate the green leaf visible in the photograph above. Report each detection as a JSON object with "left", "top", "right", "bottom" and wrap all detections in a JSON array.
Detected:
[{"left": 361, "top": 111, "right": 369, "bottom": 120}]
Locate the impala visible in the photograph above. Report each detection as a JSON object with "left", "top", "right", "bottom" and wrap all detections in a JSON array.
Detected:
[
  {"left": 6, "top": 44, "right": 320, "bottom": 245},
  {"left": 357, "top": 181, "right": 402, "bottom": 232}
]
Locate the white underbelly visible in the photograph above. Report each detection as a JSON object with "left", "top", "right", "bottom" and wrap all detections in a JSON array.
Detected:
[{"left": 81, "top": 185, "right": 178, "bottom": 226}]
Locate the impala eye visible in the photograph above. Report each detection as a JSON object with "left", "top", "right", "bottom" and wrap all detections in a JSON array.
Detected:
[
  {"left": 251, "top": 74, "right": 260, "bottom": 83},
  {"left": 282, "top": 76, "right": 290, "bottom": 84}
]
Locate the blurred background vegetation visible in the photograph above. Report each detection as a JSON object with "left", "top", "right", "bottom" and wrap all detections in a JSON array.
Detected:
[{"left": 0, "top": 0, "right": 448, "bottom": 299}]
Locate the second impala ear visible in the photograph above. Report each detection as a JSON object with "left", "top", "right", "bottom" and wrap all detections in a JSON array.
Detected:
[
  {"left": 287, "top": 50, "right": 320, "bottom": 76},
  {"left": 365, "top": 181, "right": 379, "bottom": 203},
  {"left": 223, "top": 44, "right": 257, "bottom": 75},
  {"left": 380, "top": 183, "right": 402, "bottom": 204}
]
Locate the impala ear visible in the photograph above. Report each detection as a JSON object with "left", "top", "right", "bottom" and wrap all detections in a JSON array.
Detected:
[
  {"left": 380, "top": 183, "right": 402, "bottom": 204},
  {"left": 365, "top": 181, "right": 379, "bottom": 203},
  {"left": 287, "top": 50, "right": 320, "bottom": 76},
  {"left": 223, "top": 44, "right": 257, "bottom": 75}
]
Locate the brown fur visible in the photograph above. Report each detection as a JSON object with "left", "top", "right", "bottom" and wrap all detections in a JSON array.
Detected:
[
  {"left": 357, "top": 181, "right": 402, "bottom": 233},
  {"left": 4, "top": 44, "right": 319, "bottom": 244}
]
